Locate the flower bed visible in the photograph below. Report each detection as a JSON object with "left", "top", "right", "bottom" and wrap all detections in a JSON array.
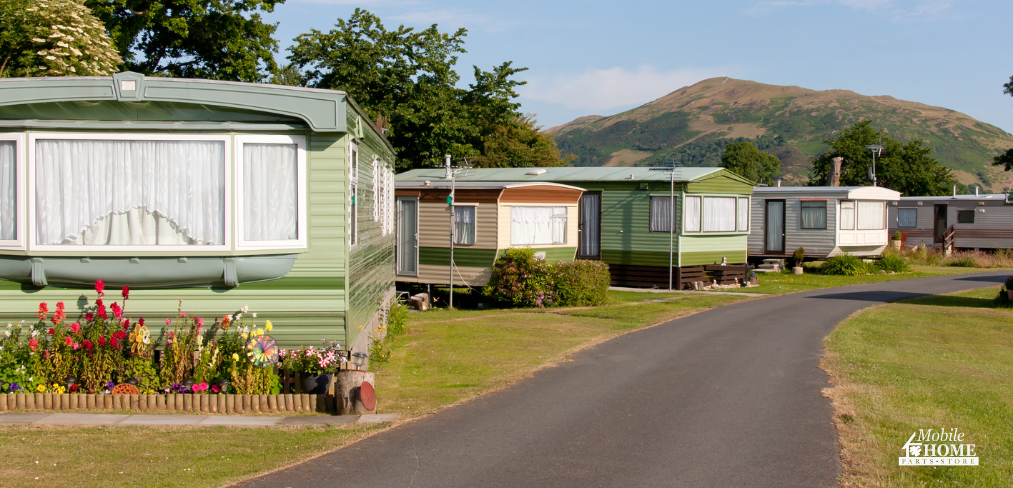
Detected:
[{"left": 0, "top": 280, "right": 352, "bottom": 405}]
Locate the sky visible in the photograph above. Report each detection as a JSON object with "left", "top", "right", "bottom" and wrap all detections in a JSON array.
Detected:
[{"left": 266, "top": 0, "right": 1013, "bottom": 133}]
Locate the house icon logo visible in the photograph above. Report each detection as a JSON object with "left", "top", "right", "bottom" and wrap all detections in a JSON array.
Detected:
[{"left": 899, "top": 428, "right": 979, "bottom": 466}]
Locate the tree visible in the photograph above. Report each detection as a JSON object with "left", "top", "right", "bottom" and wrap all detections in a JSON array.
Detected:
[
  {"left": 808, "top": 120, "right": 956, "bottom": 196},
  {"left": 289, "top": 9, "right": 568, "bottom": 170},
  {"left": 992, "top": 147, "right": 1013, "bottom": 172},
  {"left": 720, "top": 141, "right": 780, "bottom": 183},
  {"left": 85, "top": 0, "right": 283, "bottom": 82},
  {"left": 470, "top": 115, "right": 572, "bottom": 168},
  {"left": 1, "top": 0, "right": 122, "bottom": 78}
]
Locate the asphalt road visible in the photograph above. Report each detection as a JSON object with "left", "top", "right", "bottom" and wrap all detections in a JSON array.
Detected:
[{"left": 237, "top": 271, "right": 1007, "bottom": 488}]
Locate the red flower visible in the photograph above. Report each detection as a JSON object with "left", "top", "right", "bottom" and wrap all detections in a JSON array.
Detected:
[
  {"left": 114, "top": 330, "right": 127, "bottom": 340},
  {"left": 28, "top": 338, "right": 38, "bottom": 351},
  {"left": 69, "top": 384, "right": 79, "bottom": 393},
  {"left": 98, "top": 336, "right": 106, "bottom": 347},
  {"left": 48, "top": 327, "right": 54, "bottom": 335},
  {"left": 97, "top": 304, "right": 107, "bottom": 320},
  {"left": 96, "top": 298, "right": 103, "bottom": 307},
  {"left": 95, "top": 279, "right": 105, "bottom": 297},
  {"left": 63, "top": 336, "right": 73, "bottom": 346},
  {"left": 111, "top": 302, "right": 123, "bottom": 320},
  {"left": 37, "top": 302, "right": 49, "bottom": 320},
  {"left": 110, "top": 338, "right": 119, "bottom": 348},
  {"left": 138, "top": 317, "right": 144, "bottom": 327},
  {"left": 85, "top": 312, "right": 94, "bottom": 322},
  {"left": 69, "top": 322, "right": 80, "bottom": 334},
  {"left": 56, "top": 301, "right": 64, "bottom": 312},
  {"left": 121, "top": 286, "right": 129, "bottom": 300},
  {"left": 83, "top": 340, "right": 93, "bottom": 350}
]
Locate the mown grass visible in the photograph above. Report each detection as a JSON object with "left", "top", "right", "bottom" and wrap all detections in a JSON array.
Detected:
[
  {"left": 743, "top": 265, "right": 986, "bottom": 295},
  {"left": 0, "top": 291, "right": 746, "bottom": 488},
  {"left": 822, "top": 286, "right": 1013, "bottom": 487}
]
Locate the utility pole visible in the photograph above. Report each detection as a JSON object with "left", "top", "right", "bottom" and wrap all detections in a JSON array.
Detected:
[
  {"left": 650, "top": 161, "right": 680, "bottom": 291},
  {"left": 865, "top": 143, "right": 884, "bottom": 187},
  {"left": 446, "top": 154, "right": 455, "bottom": 309}
]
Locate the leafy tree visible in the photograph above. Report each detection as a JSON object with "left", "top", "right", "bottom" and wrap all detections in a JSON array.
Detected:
[
  {"left": 992, "top": 148, "right": 1013, "bottom": 172},
  {"left": 1, "top": 0, "right": 121, "bottom": 78},
  {"left": 85, "top": 0, "right": 282, "bottom": 82},
  {"left": 720, "top": 141, "right": 780, "bottom": 183},
  {"left": 470, "top": 115, "right": 573, "bottom": 168},
  {"left": 808, "top": 120, "right": 956, "bottom": 196},
  {"left": 288, "top": 9, "right": 567, "bottom": 170}
]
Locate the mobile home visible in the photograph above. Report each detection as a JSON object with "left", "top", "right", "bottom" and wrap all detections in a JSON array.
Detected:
[
  {"left": 0, "top": 72, "right": 396, "bottom": 351},
  {"left": 749, "top": 186, "right": 901, "bottom": 259},
  {"left": 889, "top": 193, "right": 1013, "bottom": 249},
  {"left": 396, "top": 167, "right": 754, "bottom": 288}
]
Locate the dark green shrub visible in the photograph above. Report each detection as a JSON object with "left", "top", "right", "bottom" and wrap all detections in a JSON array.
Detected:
[
  {"left": 483, "top": 248, "right": 555, "bottom": 307},
  {"left": 553, "top": 260, "right": 611, "bottom": 307},
  {"left": 792, "top": 247, "right": 805, "bottom": 268},
  {"left": 876, "top": 253, "right": 909, "bottom": 273},
  {"left": 821, "top": 254, "right": 873, "bottom": 276}
]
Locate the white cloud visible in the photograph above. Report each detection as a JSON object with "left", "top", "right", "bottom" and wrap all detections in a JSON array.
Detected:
[
  {"left": 519, "top": 66, "right": 730, "bottom": 112},
  {"left": 744, "top": 0, "right": 954, "bottom": 17}
]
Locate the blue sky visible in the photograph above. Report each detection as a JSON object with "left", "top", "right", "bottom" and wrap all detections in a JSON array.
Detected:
[{"left": 267, "top": 0, "right": 1013, "bottom": 133}]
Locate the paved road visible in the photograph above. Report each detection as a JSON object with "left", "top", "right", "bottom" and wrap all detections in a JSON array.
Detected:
[{"left": 238, "top": 272, "right": 1007, "bottom": 488}]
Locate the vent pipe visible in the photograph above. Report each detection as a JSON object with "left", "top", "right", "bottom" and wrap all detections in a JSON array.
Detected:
[
  {"left": 975, "top": 186, "right": 979, "bottom": 197},
  {"left": 953, "top": 184, "right": 957, "bottom": 198},
  {"left": 445, "top": 154, "right": 452, "bottom": 179}
]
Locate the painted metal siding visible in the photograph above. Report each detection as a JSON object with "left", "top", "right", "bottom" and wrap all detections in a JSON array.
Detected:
[
  {"left": 681, "top": 235, "right": 748, "bottom": 265},
  {"left": 417, "top": 201, "right": 499, "bottom": 250}
]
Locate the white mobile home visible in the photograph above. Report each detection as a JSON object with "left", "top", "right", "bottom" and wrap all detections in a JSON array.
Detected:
[
  {"left": 749, "top": 186, "right": 901, "bottom": 258},
  {"left": 888, "top": 193, "right": 1013, "bottom": 250}
]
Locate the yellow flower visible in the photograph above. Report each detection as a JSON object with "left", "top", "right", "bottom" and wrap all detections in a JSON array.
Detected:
[
  {"left": 37, "top": 385, "right": 46, "bottom": 393},
  {"left": 264, "top": 320, "right": 273, "bottom": 331},
  {"left": 232, "top": 353, "right": 239, "bottom": 361},
  {"left": 240, "top": 333, "right": 248, "bottom": 340}
]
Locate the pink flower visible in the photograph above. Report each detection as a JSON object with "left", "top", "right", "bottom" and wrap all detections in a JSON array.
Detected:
[
  {"left": 69, "top": 322, "right": 80, "bottom": 334},
  {"left": 165, "top": 318, "right": 171, "bottom": 325},
  {"left": 95, "top": 279, "right": 105, "bottom": 297},
  {"left": 85, "top": 312, "right": 94, "bottom": 322},
  {"left": 72, "top": 342, "right": 80, "bottom": 350},
  {"left": 64, "top": 336, "right": 73, "bottom": 346},
  {"left": 111, "top": 302, "right": 123, "bottom": 320},
  {"left": 196, "top": 317, "right": 204, "bottom": 328},
  {"left": 28, "top": 338, "right": 38, "bottom": 351}
]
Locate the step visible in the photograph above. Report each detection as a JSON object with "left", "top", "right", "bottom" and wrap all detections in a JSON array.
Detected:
[{"left": 752, "top": 268, "right": 779, "bottom": 273}]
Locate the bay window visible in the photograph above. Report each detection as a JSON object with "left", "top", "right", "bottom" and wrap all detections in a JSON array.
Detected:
[
  {"left": 684, "top": 196, "right": 701, "bottom": 232},
  {"left": 235, "top": 135, "right": 306, "bottom": 249},
  {"left": 857, "top": 201, "right": 885, "bottom": 230},
  {"left": 840, "top": 201, "right": 855, "bottom": 230},
  {"left": 349, "top": 143, "right": 358, "bottom": 248},
  {"left": 0, "top": 139, "right": 16, "bottom": 244},
  {"left": 737, "top": 197, "right": 749, "bottom": 232},
  {"left": 511, "top": 206, "right": 567, "bottom": 245},
  {"left": 703, "top": 196, "right": 736, "bottom": 232}
]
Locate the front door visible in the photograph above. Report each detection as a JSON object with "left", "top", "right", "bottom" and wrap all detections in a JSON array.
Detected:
[
  {"left": 396, "top": 197, "right": 418, "bottom": 276},
  {"left": 933, "top": 204, "right": 947, "bottom": 244},
  {"left": 577, "top": 192, "right": 601, "bottom": 259},
  {"left": 765, "top": 199, "right": 785, "bottom": 253}
]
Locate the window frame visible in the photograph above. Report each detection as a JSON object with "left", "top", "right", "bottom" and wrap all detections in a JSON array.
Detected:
[
  {"left": 839, "top": 200, "right": 855, "bottom": 230},
  {"left": 453, "top": 205, "right": 477, "bottom": 246},
  {"left": 683, "top": 195, "right": 751, "bottom": 234},
  {"left": 649, "top": 196, "right": 675, "bottom": 233},
  {"left": 234, "top": 134, "right": 308, "bottom": 251},
  {"left": 349, "top": 141, "right": 359, "bottom": 249},
  {"left": 683, "top": 195, "right": 701, "bottom": 233},
  {"left": 957, "top": 210, "right": 975, "bottom": 224},
  {"left": 737, "top": 197, "right": 749, "bottom": 232},
  {"left": 897, "top": 208, "right": 918, "bottom": 228},
  {"left": 27, "top": 132, "right": 233, "bottom": 253},
  {"left": 856, "top": 200, "right": 887, "bottom": 230},
  {"left": 799, "top": 199, "right": 828, "bottom": 230},
  {"left": 0, "top": 133, "right": 26, "bottom": 251},
  {"left": 509, "top": 205, "right": 568, "bottom": 246}
]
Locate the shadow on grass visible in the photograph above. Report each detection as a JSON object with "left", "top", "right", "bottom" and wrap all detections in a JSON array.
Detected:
[
  {"left": 904, "top": 295, "right": 1004, "bottom": 309},
  {"left": 805, "top": 290, "right": 928, "bottom": 304}
]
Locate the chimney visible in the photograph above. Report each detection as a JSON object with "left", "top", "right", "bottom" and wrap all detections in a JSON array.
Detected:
[
  {"left": 953, "top": 184, "right": 957, "bottom": 198},
  {"left": 827, "top": 157, "right": 843, "bottom": 187},
  {"left": 445, "top": 154, "right": 452, "bottom": 179},
  {"left": 777, "top": 178, "right": 782, "bottom": 187},
  {"left": 975, "top": 186, "right": 979, "bottom": 197}
]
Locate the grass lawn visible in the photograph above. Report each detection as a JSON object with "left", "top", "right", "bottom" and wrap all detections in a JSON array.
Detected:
[
  {"left": 0, "top": 291, "right": 747, "bottom": 488},
  {"left": 822, "top": 286, "right": 1013, "bottom": 487},
  {"left": 741, "top": 265, "right": 990, "bottom": 295}
]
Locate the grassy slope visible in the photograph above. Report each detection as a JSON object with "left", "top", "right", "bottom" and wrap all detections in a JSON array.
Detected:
[{"left": 822, "top": 287, "right": 1013, "bottom": 487}]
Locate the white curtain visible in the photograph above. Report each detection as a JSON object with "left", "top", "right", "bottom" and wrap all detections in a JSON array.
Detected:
[
  {"left": 839, "top": 201, "right": 855, "bottom": 230},
  {"left": 737, "top": 197, "right": 749, "bottom": 231},
  {"left": 0, "top": 142, "right": 14, "bottom": 240},
  {"left": 703, "top": 197, "right": 736, "bottom": 232},
  {"left": 511, "top": 206, "right": 566, "bottom": 245},
  {"left": 684, "top": 196, "right": 701, "bottom": 232},
  {"left": 650, "top": 196, "right": 673, "bottom": 232},
  {"left": 800, "top": 201, "right": 827, "bottom": 229},
  {"left": 766, "top": 200, "right": 784, "bottom": 252},
  {"left": 454, "top": 206, "right": 475, "bottom": 245},
  {"left": 898, "top": 208, "right": 917, "bottom": 228},
  {"left": 35, "top": 139, "right": 225, "bottom": 246},
  {"left": 857, "top": 201, "right": 885, "bottom": 230},
  {"left": 243, "top": 143, "right": 297, "bottom": 241}
]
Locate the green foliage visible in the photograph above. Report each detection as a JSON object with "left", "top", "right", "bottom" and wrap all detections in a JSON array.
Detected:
[
  {"left": 992, "top": 147, "right": 1013, "bottom": 172},
  {"left": 808, "top": 121, "right": 957, "bottom": 196},
  {"left": 893, "top": 231, "right": 902, "bottom": 241},
  {"left": 875, "top": 253, "right": 909, "bottom": 273},
  {"left": 483, "top": 248, "right": 555, "bottom": 308},
  {"left": 85, "top": 0, "right": 282, "bottom": 82},
  {"left": 0, "top": 0, "right": 121, "bottom": 77},
  {"left": 552, "top": 260, "right": 611, "bottom": 307},
  {"left": 792, "top": 247, "right": 805, "bottom": 268},
  {"left": 288, "top": 9, "right": 565, "bottom": 170},
  {"left": 721, "top": 141, "right": 781, "bottom": 184},
  {"left": 821, "top": 254, "right": 873, "bottom": 276},
  {"left": 370, "top": 297, "right": 409, "bottom": 365}
]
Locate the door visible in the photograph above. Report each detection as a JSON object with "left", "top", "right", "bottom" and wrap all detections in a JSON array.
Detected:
[
  {"left": 396, "top": 197, "right": 418, "bottom": 276},
  {"left": 933, "top": 204, "right": 947, "bottom": 244},
  {"left": 578, "top": 192, "right": 601, "bottom": 259},
  {"left": 765, "top": 200, "right": 785, "bottom": 253}
]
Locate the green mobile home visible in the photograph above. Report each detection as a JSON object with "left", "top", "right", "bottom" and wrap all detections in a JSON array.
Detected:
[
  {"left": 0, "top": 72, "right": 395, "bottom": 351},
  {"left": 395, "top": 167, "right": 754, "bottom": 288}
]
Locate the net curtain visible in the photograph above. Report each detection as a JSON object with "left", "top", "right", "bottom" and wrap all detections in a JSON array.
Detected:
[
  {"left": 650, "top": 197, "right": 673, "bottom": 232},
  {"left": 510, "top": 206, "right": 566, "bottom": 245},
  {"left": 800, "top": 201, "right": 827, "bottom": 229},
  {"left": 454, "top": 206, "right": 475, "bottom": 245},
  {"left": 0, "top": 142, "right": 14, "bottom": 240},
  {"left": 703, "top": 197, "right": 736, "bottom": 232},
  {"left": 243, "top": 143, "right": 298, "bottom": 241},
  {"left": 34, "top": 139, "right": 225, "bottom": 246},
  {"left": 857, "top": 201, "right": 886, "bottom": 230}
]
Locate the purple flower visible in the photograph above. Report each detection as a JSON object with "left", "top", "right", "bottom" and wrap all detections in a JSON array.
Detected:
[
  {"left": 9, "top": 383, "right": 20, "bottom": 392},
  {"left": 106, "top": 381, "right": 115, "bottom": 389}
]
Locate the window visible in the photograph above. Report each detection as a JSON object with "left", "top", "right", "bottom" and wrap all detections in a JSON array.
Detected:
[
  {"left": 454, "top": 206, "right": 476, "bottom": 245},
  {"left": 32, "top": 135, "right": 228, "bottom": 249},
  {"left": 737, "top": 197, "right": 749, "bottom": 232},
  {"left": 703, "top": 196, "right": 736, "bottom": 232},
  {"left": 372, "top": 160, "right": 381, "bottom": 223},
  {"left": 350, "top": 143, "right": 358, "bottom": 247},
  {"left": 684, "top": 196, "right": 701, "bottom": 232},
  {"left": 650, "top": 196, "right": 674, "bottom": 232},
  {"left": 898, "top": 208, "right": 917, "bottom": 228},
  {"left": 800, "top": 200, "right": 827, "bottom": 229},
  {"left": 957, "top": 210, "right": 975, "bottom": 224},
  {"left": 0, "top": 138, "right": 17, "bottom": 245},
  {"left": 236, "top": 135, "right": 306, "bottom": 249},
  {"left": 840, "top": 201, "right": 855, "bottom": 230},
  {"left": 510, "top": 206, "right": 567, "bottom": 245},
  {"left": 857, "top": 201, "right": 885, "bottom": 230}
]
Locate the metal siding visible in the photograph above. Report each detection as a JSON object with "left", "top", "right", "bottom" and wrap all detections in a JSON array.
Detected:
[
  {"left": 417, "top": 201, "right": 499, "bottom": 249},
  {"left": 680, "top": 235, "right": 748, "bottom": 265}
]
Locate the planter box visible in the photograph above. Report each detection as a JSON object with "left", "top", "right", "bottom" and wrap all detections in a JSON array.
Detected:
[{"left": 0, "top": 393, "right": 337, "bottom": 415}]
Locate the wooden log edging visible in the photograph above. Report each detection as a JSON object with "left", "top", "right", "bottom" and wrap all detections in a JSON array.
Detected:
[{"left": 0, "top": 393, "right": 336, "bottom": 415}]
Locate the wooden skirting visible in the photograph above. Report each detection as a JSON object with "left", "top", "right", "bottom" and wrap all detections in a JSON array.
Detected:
[
  {"left": 0, "top": 393, "right": 333, "bottom": 414},
  {"left": 608, "top": 263, "right": 748, "bottom": 289}
]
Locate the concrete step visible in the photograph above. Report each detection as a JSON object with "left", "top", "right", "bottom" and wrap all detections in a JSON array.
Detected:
[{"left": 752, "top": 268, "right": 780, "bottom": 273}]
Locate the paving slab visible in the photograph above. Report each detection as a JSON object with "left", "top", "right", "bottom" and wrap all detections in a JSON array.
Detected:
[
  {"left": 119, "top": 415, "right": 206, "bottom": 426},
  {"left": 34, "top": 413, "right": 128, "bottom": 425},
  {"left": 198, "top": 416, "right": 283, "bottom": 426},
  {"left": 0, "top": 413, "right": 50, "bottom": 424},
  {"left": 356, "top": 413, "right": 398, "bottom": 424},
  {"left": 278, "top": 416, "right": 360, "bottom": 426}
]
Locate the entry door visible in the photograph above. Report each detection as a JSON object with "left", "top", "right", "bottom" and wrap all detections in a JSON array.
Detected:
[
  {"left": 396, "top": 197, "right": 418, "bottom": 276},
  {"left": 578, "top": 192, "right": 601, "bottom": 259},
  {"left": 933, "top": 204, "right": 947, "bottom": 244},
  {"left": 765, "top": 200, "right": 785, "bottom": 253}
]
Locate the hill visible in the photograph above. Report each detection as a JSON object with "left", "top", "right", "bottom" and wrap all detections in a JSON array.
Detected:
[{"left": 548, "top": 77, "right": 1013, "bottom": 190}]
